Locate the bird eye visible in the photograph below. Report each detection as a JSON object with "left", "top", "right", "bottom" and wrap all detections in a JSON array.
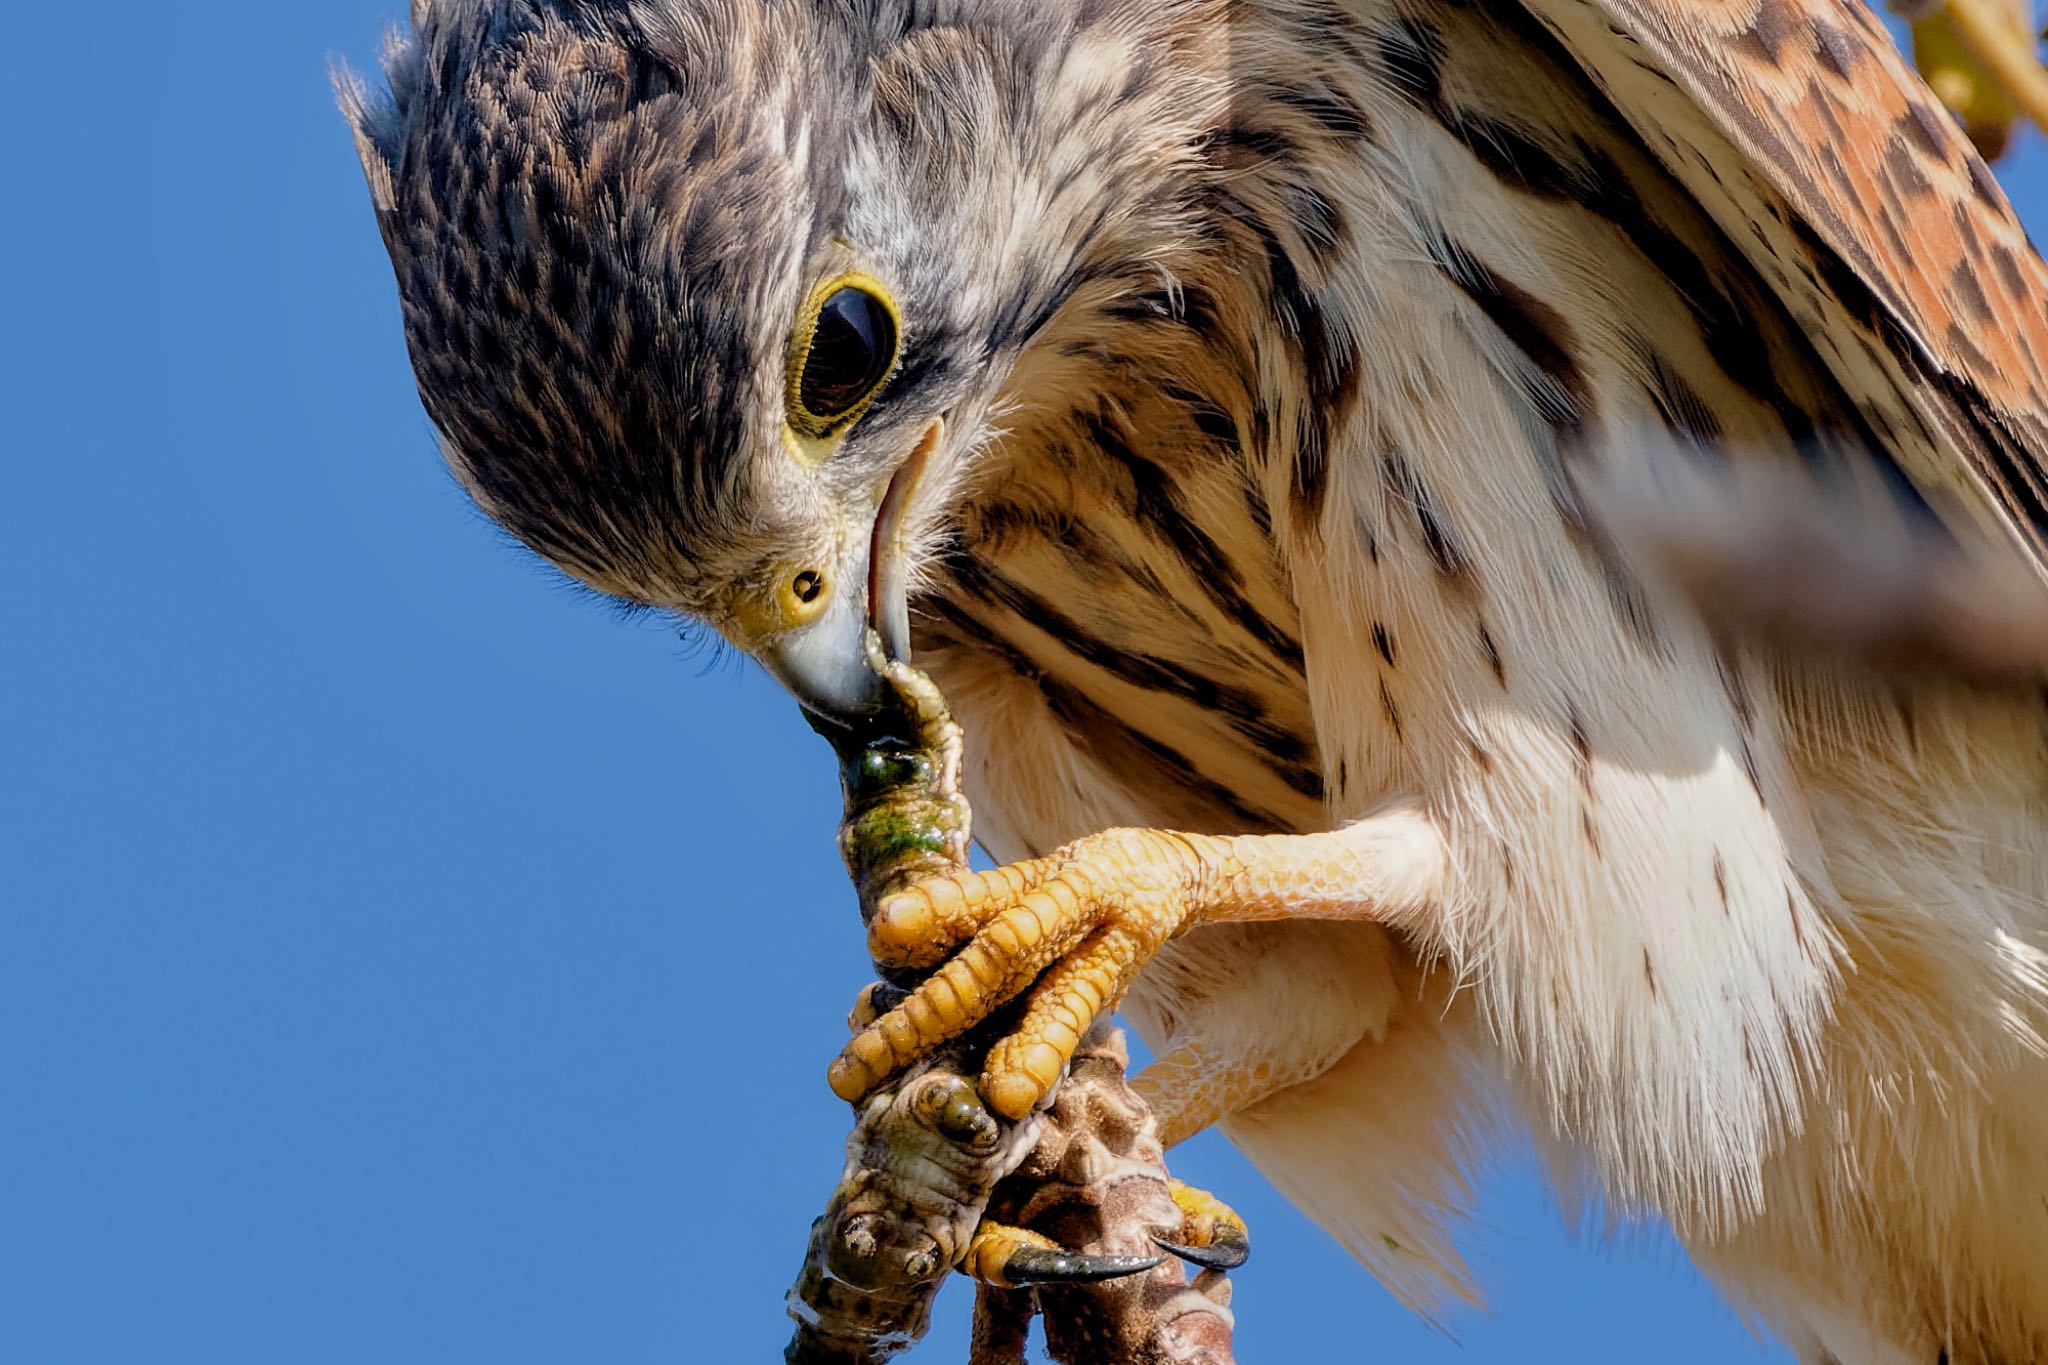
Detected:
[{"left": 789, "top": 277, "right": 900, "bottom": 437}]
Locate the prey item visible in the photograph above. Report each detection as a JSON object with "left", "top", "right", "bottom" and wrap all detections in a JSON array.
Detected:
[{"left": 784, "top": 640, "right": 1239, "bottom": 1365}]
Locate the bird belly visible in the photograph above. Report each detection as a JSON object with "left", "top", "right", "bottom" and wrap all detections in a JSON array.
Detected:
[{"left": 906, "top": 0, "right": 2048, "bottom": 1338}]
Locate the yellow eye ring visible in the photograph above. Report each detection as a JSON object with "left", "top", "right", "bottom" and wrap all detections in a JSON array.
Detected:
[{"left": 785, "top": 272, "right": 901, "bottom": 447}]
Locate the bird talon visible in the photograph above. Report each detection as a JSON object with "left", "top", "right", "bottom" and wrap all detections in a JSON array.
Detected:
[
  {"left": 1152, "top": 1234, "right": 1249, "bottom": 1273},
  {"left": 962, "top": 1221, "right": 1163, "bottom": 1288},
  {"left": 832, "top": 829, "right": 1216, "bottom": 1114},
  {"left": 1001, "top": 1246, "right": 1165, "bottom": 1287},
  {"left": 1154, "top": 1180, "right": 1250, "bottom": 1271},
  {"left": 863, "top": 857, "right": 1062, "bottom": 970},
  {"left": 846, "top": 980, "right": 910, "bottom": 1032}
]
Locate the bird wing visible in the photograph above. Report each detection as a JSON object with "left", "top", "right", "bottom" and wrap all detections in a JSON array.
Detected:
[{"left": 1516, "top": 0, "right": 2048, "bottom": 577}]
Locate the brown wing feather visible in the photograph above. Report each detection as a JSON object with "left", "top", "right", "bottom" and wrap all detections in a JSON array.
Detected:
[{"left": 1520, "top": 0, "right": 2048, "bottom": 573}]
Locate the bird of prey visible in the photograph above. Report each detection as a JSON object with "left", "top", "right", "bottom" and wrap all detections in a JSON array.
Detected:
[{"left": 343, "top": 0, "right": 2048, "bottom": 1357}]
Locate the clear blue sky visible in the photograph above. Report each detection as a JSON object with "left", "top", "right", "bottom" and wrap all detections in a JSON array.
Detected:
[{"left": 7, "top": 4, "right": 2044, "bottom": 1361}]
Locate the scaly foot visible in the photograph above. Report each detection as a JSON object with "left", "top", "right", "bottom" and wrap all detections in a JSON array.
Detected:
[
  {"left": 830, "top": 828, "right": 1228, "bottom": 1119},
  {"left": 829, "top": 807, "right": 1447, "bottom": 1120}
]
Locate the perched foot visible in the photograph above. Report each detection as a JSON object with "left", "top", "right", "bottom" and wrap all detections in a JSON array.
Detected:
[
  {"left": 829, "top": 809, "right": 1446, "bottom": 1119},
  {"left": 831, "top": 828, "right": 1225, "bottom": 1118},
  {"left": 1154, "top": 1180, "right": 1250, "bottom": 1272},
  {"left": 961, "top": 1221, "right": 1163, "bottom": 1289}
]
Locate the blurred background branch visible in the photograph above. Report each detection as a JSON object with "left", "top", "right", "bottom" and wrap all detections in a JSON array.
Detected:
[{"left": 1905, "top": 0, "right": 2048, "bottom": 159}]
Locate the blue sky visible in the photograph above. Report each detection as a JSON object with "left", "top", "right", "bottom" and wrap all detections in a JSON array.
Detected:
[{"left": 8, "top": 4, "right": 2045, "bottom": 1361}]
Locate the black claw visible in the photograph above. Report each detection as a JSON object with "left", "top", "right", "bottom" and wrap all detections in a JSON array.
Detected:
[
  {"left": 1152, "top": 1231, "right": 1250, "bottom": 1272},
  {"left": 861, "top": 980, "right": 913, "bottom": 1012},
  {"left": 1000, "top": 1247, "right": 1165, "bottom": 1286}
]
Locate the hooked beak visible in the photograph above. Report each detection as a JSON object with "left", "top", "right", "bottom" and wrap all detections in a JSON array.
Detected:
[
  {"left": 755, "top": 561, "right": 887, "bottom": 724},
  {"left": 757, "top": 419, "right": 943, "bottom": 729}
]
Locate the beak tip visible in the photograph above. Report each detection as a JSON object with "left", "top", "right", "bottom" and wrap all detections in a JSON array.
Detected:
[
  {"left": 769, "top": 652, "right": 888, "bottom": 729},
  {"left": 758, "top": 586, "right": 889, "bottom": 728}
]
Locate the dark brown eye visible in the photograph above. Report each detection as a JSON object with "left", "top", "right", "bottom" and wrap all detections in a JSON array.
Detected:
[{"left": 798, "top": 285, "right": 897, "bottom": 422}]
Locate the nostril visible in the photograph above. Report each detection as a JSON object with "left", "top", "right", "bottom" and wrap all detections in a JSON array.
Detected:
[{"left": 792, "top": 570, "right": 826, "bottom": 604}]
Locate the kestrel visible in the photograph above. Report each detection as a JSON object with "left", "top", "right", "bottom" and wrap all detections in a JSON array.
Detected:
[{"left": 344, "top": 0, "right": 2048, "bottom": 1357}]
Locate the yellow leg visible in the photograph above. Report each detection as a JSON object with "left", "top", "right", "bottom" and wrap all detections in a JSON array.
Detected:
[
  {"left": 1132, "top": 1041, "right": 1296, "bottom": 1150},
  {"left": 829, "top": 806, "right": 1448, "bottom": 1119}
]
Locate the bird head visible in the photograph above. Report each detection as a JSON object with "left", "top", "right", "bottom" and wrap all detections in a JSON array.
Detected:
[{"left": 343, "top": 0, "right": 1220, "bottom": 727}]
